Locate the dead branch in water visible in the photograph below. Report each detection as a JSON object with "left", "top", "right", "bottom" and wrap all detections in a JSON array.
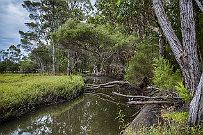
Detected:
[
  {"left": 85, "top": 81, "right": 130, "bottom": 90},
  {"left": 112, "top": 92, "right": 182, "bottom": 101},
  {"left": 128, "top": 101, "right": 173, "bottom": 105}
]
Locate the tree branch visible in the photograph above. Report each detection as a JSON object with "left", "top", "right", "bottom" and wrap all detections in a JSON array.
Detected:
[
  {"left": 194, "top": 0, "right": 203, "bottom": 13},
  {"left": 128, "top": 101, "right": 172, "bottom": 105},
  {"left": 85, "top": 81, "right": 130, "bottom": 90}
]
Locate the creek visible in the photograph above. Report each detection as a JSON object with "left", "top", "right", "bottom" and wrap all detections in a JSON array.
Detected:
[{"left": 0, "top": 77, "right": 137, "bottom": 135}]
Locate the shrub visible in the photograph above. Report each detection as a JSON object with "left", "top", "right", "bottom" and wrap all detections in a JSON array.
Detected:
[
  {"left": 162, "top": 111, "right": 188, "bottom": 123},
  {"left": 125, "top": 39, "right": 158, "bottom": 85},
  {"left": 175, "top": 81, "right": 192, "bottom": 102},
  {"left": 153, "top": 57, "right": 191, "bottom": 102},
  {"left": 153, "top": 57, "right": 181, "bottom": 90}
]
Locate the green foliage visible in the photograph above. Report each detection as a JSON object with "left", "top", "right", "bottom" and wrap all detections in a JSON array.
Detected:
[
  {"left": 96, "top": 0, "right": 154, "bottom": 35},
  {"left": 162, "top": 111, "right": 188, "bottom": 123},
  {"left": 52, "top": 19, "right": 136, "bottom": 49},
  {"left": 0, "top": 74, "right": 84, "bottom": 119},
  {"left": 52, "top": 19, "right": 137, "bottom": 74},
  {"left": 116, "top": 110, "right": 127, "bottom": 131},
  {"left": 153, "top": 57, "right": 182, "bottom": 90},
  {"left": 125, "top": 38, "right": 159, "bottom": 85},
  {"left": 19, "top": 60, "right": 37, "bottom": 73},
  {"left": 0, "top": 60, "right": 19, "bottom": 73},
  {"left": 153, "top": 57, "right": 192, "bottom": 101},
  {"left": 175, "top": 82, "right": 192, "bottom": 102}
]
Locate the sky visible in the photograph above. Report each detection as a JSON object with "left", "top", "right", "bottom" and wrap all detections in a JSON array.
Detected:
[
  {"left": 0, "top": 0, "right": 29, "bottom": 50},
  {"left": 0, "top": 0, "right": 96, "bottom": 51}
]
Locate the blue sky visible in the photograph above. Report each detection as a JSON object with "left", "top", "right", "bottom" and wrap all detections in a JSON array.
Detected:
[
  {"left": 0, "top": 0, "right": 29, "bottom": 50},
  {"left": 0, "top": 0, "right": 96, "bottom": 51}
]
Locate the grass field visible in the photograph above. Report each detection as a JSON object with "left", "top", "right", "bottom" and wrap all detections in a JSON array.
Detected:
[{"left": 0, "top": 74, "right": 84, "bottom": 122}]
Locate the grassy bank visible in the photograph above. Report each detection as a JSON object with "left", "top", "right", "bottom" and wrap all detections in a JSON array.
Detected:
[
  {"left": 0, "top": 74, "right": 84, "bottom": 123},
  {"left": 125, "top": 123, "right": 203, "bottom": 135},
  {"left": 124, "top": 111, "right": 203, "bottom": 135}
]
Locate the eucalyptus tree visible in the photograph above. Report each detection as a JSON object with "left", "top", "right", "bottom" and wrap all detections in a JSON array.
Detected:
[
  {"left": 96, "top": 0, "right": 154, "bottom": 38},
  {"left": 7, "top": 45, "right": 22, "bottom": 62},
  {"left": 20, "top": 0, "right": 92, "bottom": 74},
  {"left": 20, "top": 0, "right": 42, "bottom": 51},
  {"left": 152, "top": 0, "right": 203, "bottom": 125},
  {"left": 52, "top": 19, "right": 136, "bottom": 75},
  {"left": 29, "top": 45, "right": 51, "bottom": 73}
]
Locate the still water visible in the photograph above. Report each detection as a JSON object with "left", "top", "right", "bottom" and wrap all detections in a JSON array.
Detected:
[{"left": 0, "top": 77, "right": 136, "bottom": 135}]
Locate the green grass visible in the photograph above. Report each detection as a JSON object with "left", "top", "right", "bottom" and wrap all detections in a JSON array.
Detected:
[
  {"left": 127, "top": 124, "right": 203, "bottom": 135},
  {"left": 0, "top": 74, "right": 84, "bottom": 121}
]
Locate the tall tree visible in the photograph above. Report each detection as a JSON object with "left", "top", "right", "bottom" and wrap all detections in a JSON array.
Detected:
[
  {"left": 21, "top": 0, "right": 92, "bottom": 74},
  {"left": 152, "top": 0, "right": 203, "bottom": 125}
]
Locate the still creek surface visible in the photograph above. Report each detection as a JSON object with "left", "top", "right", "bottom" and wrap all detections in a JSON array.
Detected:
[{"left": 0, "top": 77, "right": 137, "bottom": 135}]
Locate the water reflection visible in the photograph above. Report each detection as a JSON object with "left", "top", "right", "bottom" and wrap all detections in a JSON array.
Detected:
[{"left": 0, "top": 77, "right": 137, "bottom": 135}]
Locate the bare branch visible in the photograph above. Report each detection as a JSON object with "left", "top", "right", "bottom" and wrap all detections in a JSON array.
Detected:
[
  {"left": 85, "top": 81, "right": 130, "bottom": 90},
  {"left": 112, "top": 92, "right": 182, "bottom": 100},
  {"left": 128, "top": 101, "right": 172, "bottom": 105}
]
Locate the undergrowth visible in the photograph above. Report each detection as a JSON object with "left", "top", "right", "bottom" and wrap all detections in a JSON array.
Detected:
[
  {"left": 153, "top": 57, "right": 191, "bottom": 102},
  {"left": 125, "top": 111, "right": 203, "bottom": 135}
]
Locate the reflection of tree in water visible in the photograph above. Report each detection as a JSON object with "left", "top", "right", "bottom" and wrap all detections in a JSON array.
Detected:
[
  {"left": 48, "top": 94, "right": 130, "bottom": 135},
  {"left": 17, "top": 115, "right": 53, "bottom": 135}
]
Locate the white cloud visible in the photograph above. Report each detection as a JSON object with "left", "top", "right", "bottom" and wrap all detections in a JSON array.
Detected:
[
  {"left": 0, "top": 0, "right": 29, "bottom": 50},
  {"left": 0, "top": 0, "right": 97, "bottom": 50}
]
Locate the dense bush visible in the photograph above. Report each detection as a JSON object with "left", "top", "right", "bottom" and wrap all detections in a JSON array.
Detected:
[
  {"left": 153, "top": 57, "right": 181, "bottom": 90},
  {"left": 153, "top": 57, "right": 191, "bottom": 101},
  {"left": 125, "top": 38, "right": 158, "bottom": 85},
  {"left": 0, "top": 60, "right": 19, "bottom": 73},
  {"left": 19, "top": 60, "right": 37, "bottom": 73}
]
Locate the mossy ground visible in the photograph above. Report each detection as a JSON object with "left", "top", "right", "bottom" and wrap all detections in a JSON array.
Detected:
[{"left": 0, "top": 74, "right": 84, "bottom": 123}]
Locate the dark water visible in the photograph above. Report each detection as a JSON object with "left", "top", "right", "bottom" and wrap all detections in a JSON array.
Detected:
[{"left": 0, "top": 77, "right": 137, "bottom": 135}]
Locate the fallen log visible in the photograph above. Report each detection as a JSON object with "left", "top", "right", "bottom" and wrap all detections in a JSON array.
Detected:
[
  {"left": 112, "top": 92, "right": 182, "bottom": 100},
  {"left": 85, "top": 81, "right": 130, "bottom": 90},
  {"left": 128, "top": 101, "right": 172, "bottom": 105}
]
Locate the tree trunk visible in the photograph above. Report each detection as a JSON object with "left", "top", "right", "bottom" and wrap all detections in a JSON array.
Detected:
[
  {"left": 152, "top": 0, "right": 182, "bottom": 58},
  {"left": 152, "top": 0, "right": 194, "bottom": 94},
  {"left": 189, "top": 72, "right": 203, "bottom": 125},
  {"left": 179, "top": 0, "right": 200, "bottom": 94},
  {"left": 152, "top": 0, "right": 202, "bottom": 125},
  {"left": 52, "top": 43, "right": 56, "bottom": 75}
]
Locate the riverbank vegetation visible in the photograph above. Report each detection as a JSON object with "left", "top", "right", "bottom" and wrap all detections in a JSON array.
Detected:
[
  {"left": 0, "top": 74, "right": 84, "bottom": 123},
  {"left": 0, "top": 0, "right": 203, "bottom": 134}
]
